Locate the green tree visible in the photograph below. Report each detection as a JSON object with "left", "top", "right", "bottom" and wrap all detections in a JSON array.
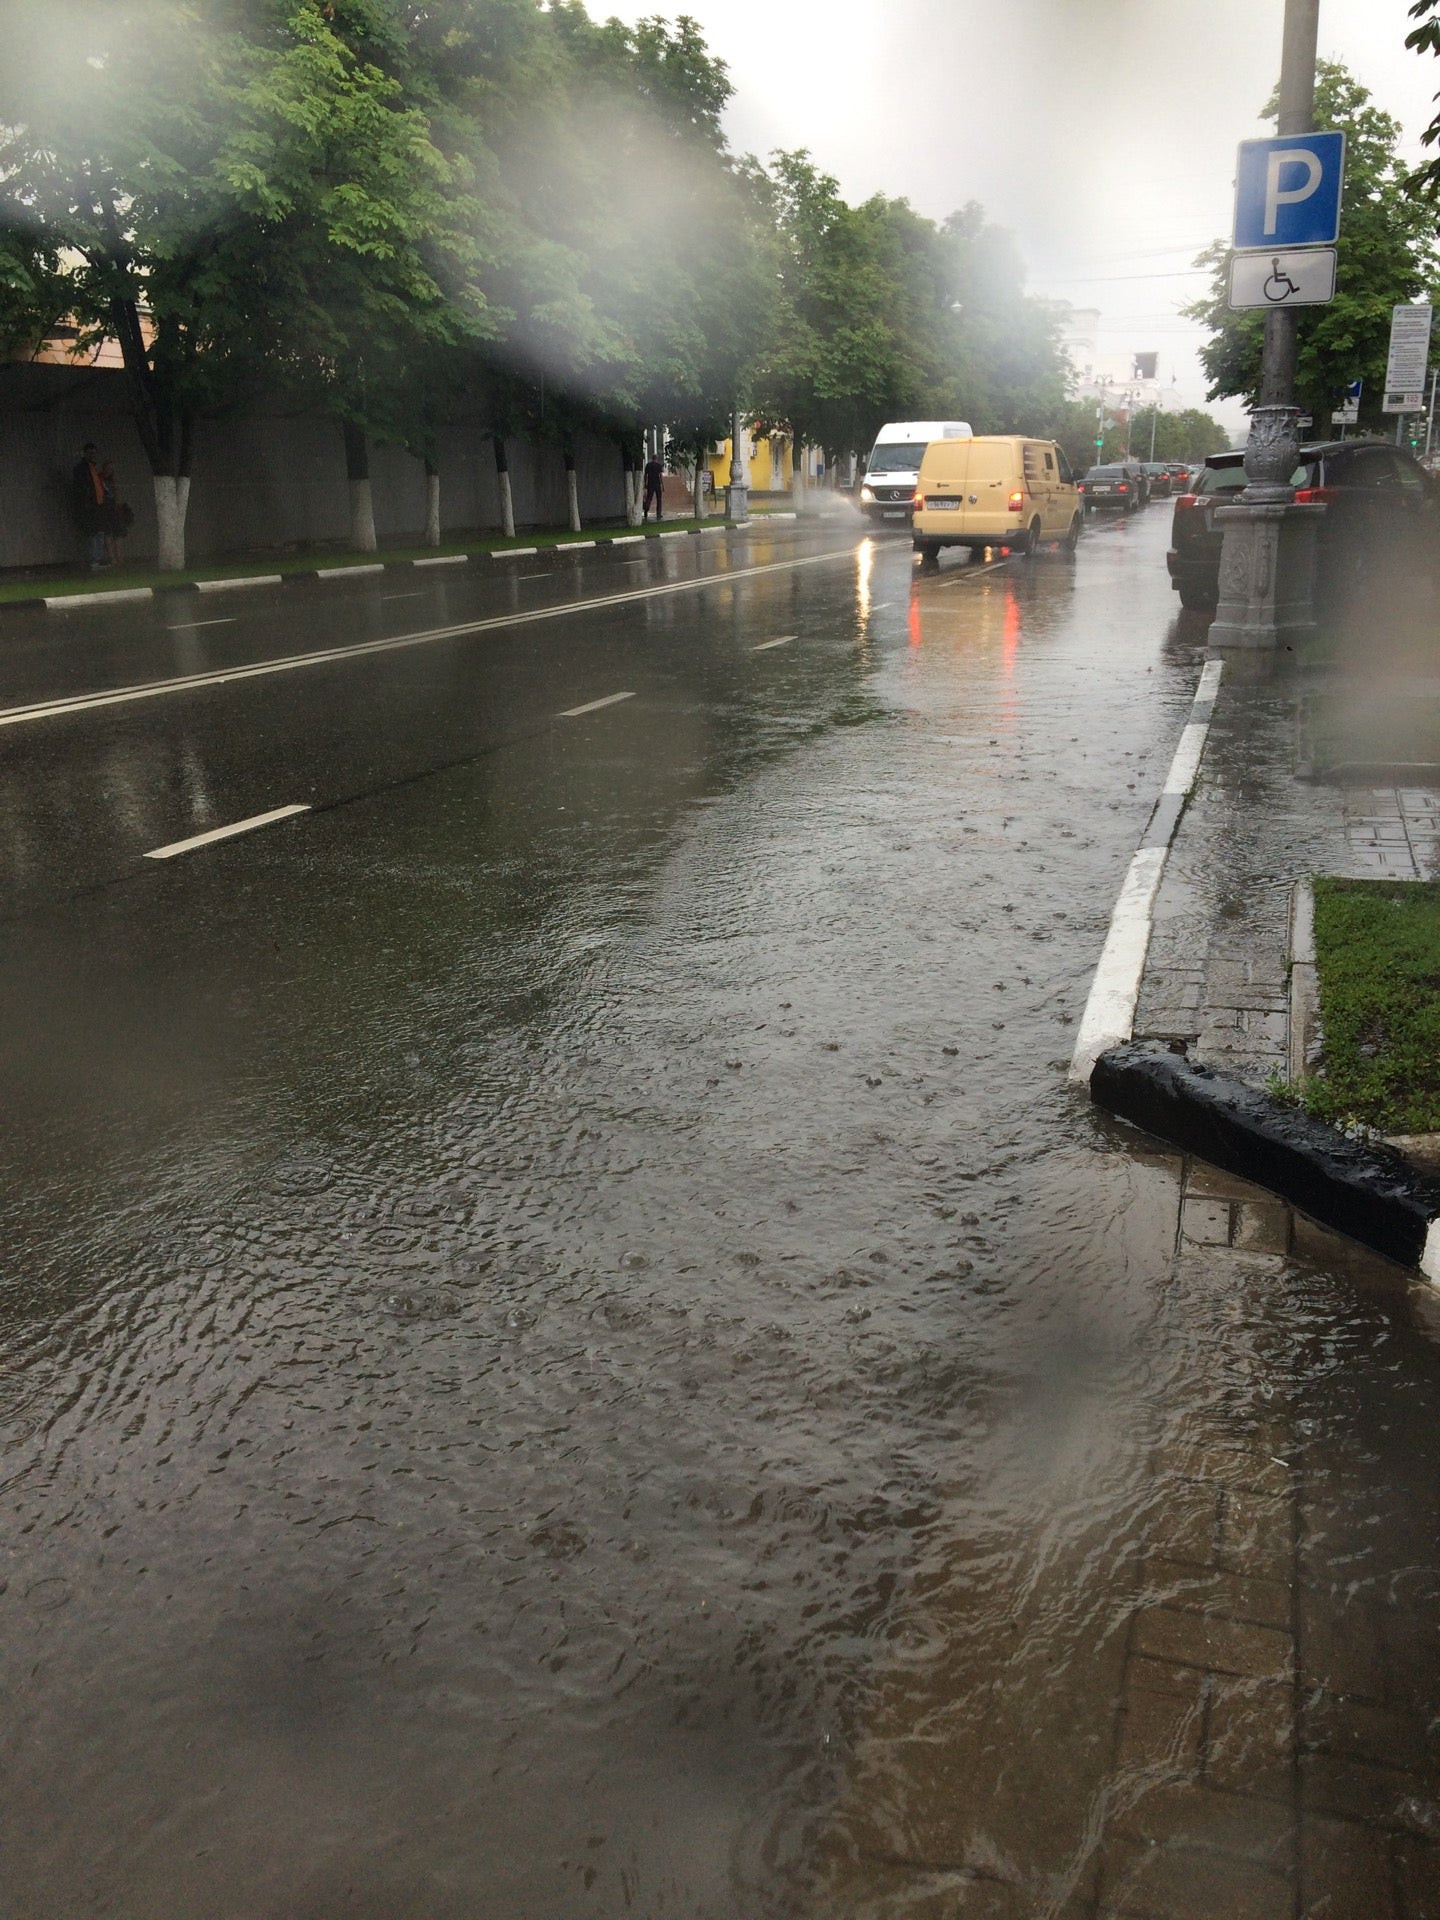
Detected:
[
  {"left": 1185, "top": 62, "right": 1439, "bottom": 434},
  {"left": 1404, "top": 0, "right": 1440, "bottom": 197}
]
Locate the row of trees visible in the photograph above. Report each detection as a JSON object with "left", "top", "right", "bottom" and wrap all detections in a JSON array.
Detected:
[{"left": 2, "top": 2, "right": 1225, "bottom": 569}]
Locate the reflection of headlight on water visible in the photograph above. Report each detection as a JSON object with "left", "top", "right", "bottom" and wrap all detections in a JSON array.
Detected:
[
  {"left": 860, "top": 486, "right": 874, "bottom": 502},
  {"left": 856, "top": 538, "right": 873, "bottom": 625}
]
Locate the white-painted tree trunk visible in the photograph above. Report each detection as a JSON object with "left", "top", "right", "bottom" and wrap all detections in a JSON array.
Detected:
[
  {"left": 497, "top": 469, "right": 515, "bottom": 539},
  {"left": 566, "top": 469, "right": 582, "bottom": 532},
  {"left": 792, "top": 442, "right": 806, "bottom": 514},
  {"left": 425, "top": 472, "right": 441, "bottom": 546},
  {"left": 153, "top": 473, "right": 191, "bottom": 571},
  {"left": 625, "top": 467, "right": 642, "bottom": 526},
  {"left": 693, "top": 461, "right": 706, "bottom": 521},
  {"left": 350, "top": 477, "right": 376, "bottom": 552}
]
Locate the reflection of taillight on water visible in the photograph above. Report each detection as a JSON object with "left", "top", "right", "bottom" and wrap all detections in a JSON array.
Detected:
[
  {"left": 1008, "top": 490, "right": 1024, "bottom": 512},
  {"left": 1294, "top": 486, "right": 1338, "bottom": 505}
]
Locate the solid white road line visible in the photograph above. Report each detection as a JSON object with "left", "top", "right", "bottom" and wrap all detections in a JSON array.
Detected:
[
  {"left": 1069, "top": 660, "right": 1225, "bottom": 1085},
  {"left": 143, "top": 803, "right": 311, "bottom": 861},
  {"left": 45, "top": 587, "right": 153, "bottom": 609},
  {"left": 317, "top": 563, "right": 385, "bottom": 578},
  {"left": 751, "top": 635, "right": 796, "bottom": 651},
  {"left": 380, "top": 591, "right": 425, "bottom": 602},
  {"left": 197, "top": 574, "right": 283, "bottom": 593},
  {"left": 0, "top": 546, "right": 856, "bottom": 732},
  {"left": 167, "top": 618, "right": 236, "bottom": 631},
  {"left": 413, "top": 554, "right": 468, "bottom": 567},
  {"left": 558, "top": 690, "right": 635, "bottom": 718}
]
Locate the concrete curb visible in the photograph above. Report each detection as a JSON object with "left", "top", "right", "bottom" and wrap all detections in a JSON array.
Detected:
[
  {"left": 44, "top": 586, "right": 155, "bottom": 609},
  {"left": 1091, "top": 1041, "right": 1440, "bottom": 1277}
]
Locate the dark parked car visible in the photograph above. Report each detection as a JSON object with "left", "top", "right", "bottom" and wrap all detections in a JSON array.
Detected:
[
  {"left": 1079, "top": 464, "right": 1141, "bottom": 513},
  {"left": 1165, "top": 462, "right": 1193, "bottom": 492},
  {"left": 1165, "top": 440, "right": 1440, "bottom": 612},
  {"left": 1142, "top": 462, "right": 1172, "bottom": 499}
]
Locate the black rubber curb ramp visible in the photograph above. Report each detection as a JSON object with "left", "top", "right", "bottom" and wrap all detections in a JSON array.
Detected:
[{"left": 1091, "top": 1042, "right": 1440, "bottom": 1275}]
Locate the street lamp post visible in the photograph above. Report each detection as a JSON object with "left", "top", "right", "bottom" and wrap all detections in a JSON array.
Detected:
[
  {"left": 726, "top": 408, "right": 749, "bottom": 524},
  {"left": 1210, "top": 0, "right": 1326, "bottom": 647}
]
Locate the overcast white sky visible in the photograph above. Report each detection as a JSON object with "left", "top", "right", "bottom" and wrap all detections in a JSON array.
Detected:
[{"left": 599, "top": 0, "right": 1439, "bottom": 434}]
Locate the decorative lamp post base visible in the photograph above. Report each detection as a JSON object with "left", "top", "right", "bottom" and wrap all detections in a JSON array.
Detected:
[
  {"left": 726, "top": 484, "right": 749, "bottom": 524},
  {"left": 1209, "top": 500, "right": 1324, "bottom": 648}
]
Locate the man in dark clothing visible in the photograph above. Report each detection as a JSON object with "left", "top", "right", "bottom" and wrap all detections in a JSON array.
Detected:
[
  {"left": 71, "top": 443, "right": 107, "bottom": 568},
  {"left": 642, "top": 451, "right": 664, "bottom": 522}
]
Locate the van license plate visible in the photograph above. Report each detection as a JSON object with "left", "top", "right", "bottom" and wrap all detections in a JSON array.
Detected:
[{"left": 925, "top": 497, "right": 960, "bottom": 511}]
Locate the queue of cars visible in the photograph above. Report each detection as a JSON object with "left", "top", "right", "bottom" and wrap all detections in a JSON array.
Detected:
[{"left": 1165, "top": 439, "right": 1440, "bottom": 612}]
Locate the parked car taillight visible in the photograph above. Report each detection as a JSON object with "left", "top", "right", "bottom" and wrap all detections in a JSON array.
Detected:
[
  {"left": 1076, "top": 482, "right": 1085, "bottom": 493},
  {"left": 1172, "top": 494, "right": 1201, "bottom": 513},
  {"left": 1293, "top": 486, "right": 1338, "bottom": 505},
  {"left": 1117, "top": 483, "right": 1129, "bottom": 493},
  {"left": 1008, "top": 490, "right": 1024, "bottom": 511}
]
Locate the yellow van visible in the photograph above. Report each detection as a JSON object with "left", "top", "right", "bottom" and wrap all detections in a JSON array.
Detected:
[{"left": 912, "top": 436, "right": 1082, "bottom": 563}]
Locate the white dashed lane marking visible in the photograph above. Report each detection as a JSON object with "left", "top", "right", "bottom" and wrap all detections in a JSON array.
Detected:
[
  {"left": 144, "top": 803, "right": 311, "bottom": 861},
  {"left": 557, "top": 691, "right": 636, "bottom": 719},
  {"left": 751, "top": 635, "right": 797, "bottom": 651}
]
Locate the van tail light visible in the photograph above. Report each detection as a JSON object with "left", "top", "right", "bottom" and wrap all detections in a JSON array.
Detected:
[
  {"left": 1293, "top": 486, "right": 1338, "bottom": 505},
  {"left": 912, "top": 494, "right": 924, "bottom": 511},
  {"left": 1008, "top": 490, "right": 1025, "bottom": 511},
  {"left": 1173, "top": 494, "right": 1201, "bottom": 513}
]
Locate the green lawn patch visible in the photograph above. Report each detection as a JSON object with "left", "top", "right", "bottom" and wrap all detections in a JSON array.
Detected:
[
  {"left": 0, "top": 518, "right": 741, "bottom": 606},
  {"left": 1306, "top": 876, "right": 1440, "bottom": 1133}
]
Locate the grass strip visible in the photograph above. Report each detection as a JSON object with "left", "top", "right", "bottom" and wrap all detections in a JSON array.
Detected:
[
  {"left": 0, "top": 516, "right": 780, "bottom": 607},
  {"left": 1306, "top": 876, "right": 1440, "bottom": 1133}
]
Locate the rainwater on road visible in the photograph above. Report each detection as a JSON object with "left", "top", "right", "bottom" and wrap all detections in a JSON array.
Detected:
[{"left": 3, "top": 512, "right": 1438, "bottom": 1917}]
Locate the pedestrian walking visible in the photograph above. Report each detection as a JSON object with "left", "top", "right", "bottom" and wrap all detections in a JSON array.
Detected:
[
  {"left": 99, "top": 463, "right": 134, "bottom": 568},
  {"left": 71, "top": 442, "right": 107, "bottom": 569},
  {"left": 642, "top": 451, "right": 664, "bottom": 522}
]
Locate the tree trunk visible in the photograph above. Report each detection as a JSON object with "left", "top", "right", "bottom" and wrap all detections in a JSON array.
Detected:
[
  {"left": 563, "top": 450, "right": 582, "bottom": 532},
  {"left": 692, "top": 443, "right": 707, "bottom": 521},
  {"left": 153, "top": 473, "right": 190, "bottom": 572},
  {"left": 424, "top": 456, "right": 441, "bottom": 547},
  {"left": 494, "top": 436, "right": 515, "bottom": 538},
  {"left": 344, "top": 421, "right": 376, "bottom": 552},
  {"left": 792, "top": 436, "right": 806, "bottom": 513},
  {"left": 624, "top": 450, "right": 643, "bottom": 526}
]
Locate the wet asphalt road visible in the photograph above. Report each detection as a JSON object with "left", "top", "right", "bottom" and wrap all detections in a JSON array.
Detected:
[{"left": 0, "top": 508, "right": 1354, "bottom": 1915}]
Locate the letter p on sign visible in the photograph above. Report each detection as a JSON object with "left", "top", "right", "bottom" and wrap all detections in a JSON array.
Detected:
[
  {"left": 1233, "top": 132, "right": 1345, "bottom": 252},
  {"left": 1264, "top": 148, "right": 1323, "bottom": 235}
]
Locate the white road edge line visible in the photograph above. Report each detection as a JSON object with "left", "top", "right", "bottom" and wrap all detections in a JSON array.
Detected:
[
  {"left": 558, "top": 690, "right": 635, "bottom": 718},
  {"left": 1069, "top": 658, "right": 1224, "bottom": 1086},
  {"left": 144, "top": 803, "right": 311, "bottom": 861},
  {"left": 751, "top": 635, "right": 797, "bottom": 651},
  {"left": 167, "top": 617, "right": 236, "bottom": 631},
  {"left": 0, "top": 547, "right": 855, "bottom": 731}
]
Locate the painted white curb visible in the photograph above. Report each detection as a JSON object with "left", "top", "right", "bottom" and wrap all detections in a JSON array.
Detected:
[
  {"left": 1070, "top": 659, "right": 1224, "bottom": 1086},
  {"left": 413, "top": 553, "right": 469, "bottom": 567},
  {"left": 491, "top": 547, "right": 537, "bottom": 558},
  {"left": 197, "top": 574, "right": 283, "bottom": 592},
  {"left": 45, "top": 587, "right": 154, "bottom": 609},
  {"left": 317, "top": 563, "right": 385, "bottom": 578}
]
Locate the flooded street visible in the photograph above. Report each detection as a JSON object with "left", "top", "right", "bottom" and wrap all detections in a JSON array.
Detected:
[{"left": 3, "top": 516, "right": 1439, "bottom": 1916}]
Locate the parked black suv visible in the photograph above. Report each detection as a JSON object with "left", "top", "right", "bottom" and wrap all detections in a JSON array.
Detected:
[{"left": 1165, "top": 440, "right": 1440, "bottom": 612}]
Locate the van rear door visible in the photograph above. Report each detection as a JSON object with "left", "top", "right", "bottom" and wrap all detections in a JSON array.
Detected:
[
  {"left": 956, "top": 440, "right": 1011, "bottom": 536},
  {"left": 917, "top": 442, "right": 970, "bottom": 515}
]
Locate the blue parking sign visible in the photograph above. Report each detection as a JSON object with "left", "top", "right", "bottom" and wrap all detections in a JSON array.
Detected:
[{"left": 1233, "top": 132, "right": 1345, "bottom": 250}]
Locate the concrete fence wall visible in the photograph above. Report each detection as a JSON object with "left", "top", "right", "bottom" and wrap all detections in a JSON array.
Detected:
[{"left": 0, "top": 364, "right": 628, "bottom": 571}]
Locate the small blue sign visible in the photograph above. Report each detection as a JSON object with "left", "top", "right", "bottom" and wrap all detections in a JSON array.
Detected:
[{"left": 1233, "top": 132, "right": 1345, "bottom": 251}]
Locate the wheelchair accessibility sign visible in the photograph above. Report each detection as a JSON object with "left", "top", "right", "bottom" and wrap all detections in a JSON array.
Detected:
[{"left": 1229, "top": 247, "right": 1337, "bottom": 311}]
